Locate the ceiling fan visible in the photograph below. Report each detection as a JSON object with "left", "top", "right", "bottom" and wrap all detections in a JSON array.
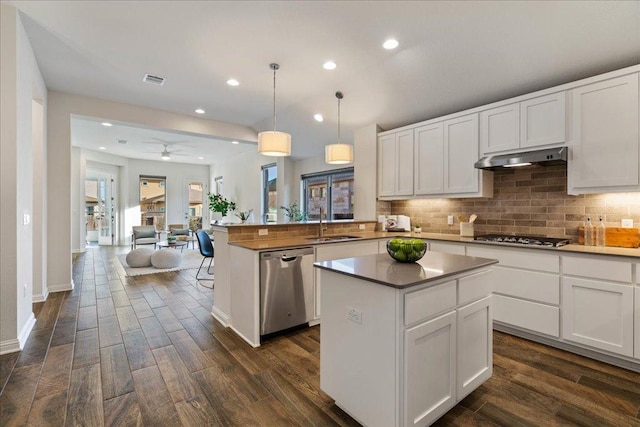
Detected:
[{"left": 143, "top": 143, "right": 190, "bottom": 161}]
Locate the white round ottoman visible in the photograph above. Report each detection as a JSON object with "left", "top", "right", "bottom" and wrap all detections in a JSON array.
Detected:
[
  {"left": 151, "top": 249, "right": 182, "bottom": 269},
  {"left": 125, "top": 248, "right": 154, "bottom": 268}
]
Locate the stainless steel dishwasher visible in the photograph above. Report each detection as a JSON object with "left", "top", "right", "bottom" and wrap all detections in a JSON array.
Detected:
[{"left": 260, "top": 247, "right": 315, "bottom": 336}]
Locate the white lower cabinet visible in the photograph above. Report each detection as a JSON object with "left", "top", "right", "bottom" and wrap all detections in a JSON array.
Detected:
[
  {"left": 562, "top": 276, "right": 634, "bottom": 357},
  {"left": 404, "top": 311, "right": 457, "bottom": 427},
  {"left": 635, "top": 286, "right": 640, "bottom": 359},
  {"left": 429, "top": 241, "right": 466, "bottom": 255},
  {"left": 457, "top": 296, "right": 492, "bottom": 400},
  {"left": 314, "top": 240, "right": 380, "bottom": 319}
]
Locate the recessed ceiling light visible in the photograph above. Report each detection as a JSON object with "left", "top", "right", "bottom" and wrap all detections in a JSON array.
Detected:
[
  {"left": 314, "top": 114, "right": 324, "bottom": 122},
  {"left": 383, "top": 39, "right": 399, "bottom": 50},
  {"left": 98, "top": 146, "right": 106, "bottom": 150},
  {"left": 231, "top": 140, "right": 239, "bottom": 144},
  {"left": 198, "top": 156, "right": 204, "bottom": 160},
  {"left": 227, "top": 79, "right": 240, "bottom": 86},
  {"left": 195, "top": 108, "right": 205, "bottom": 114},
  {"left": 323, "top": 61, "right": 337, "bottom": 70},
  {"left": 101, "top": 122, "right": 113, "bottom": 127}
]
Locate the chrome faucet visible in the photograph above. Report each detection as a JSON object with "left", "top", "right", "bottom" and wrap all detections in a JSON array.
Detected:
[{"left": 319, "top": 206, "right": 325, "bottom": 238}]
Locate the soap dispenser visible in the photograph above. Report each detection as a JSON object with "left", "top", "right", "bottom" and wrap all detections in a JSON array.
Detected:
[
  {"left": 584, "top": 217, "right": 594, "bottom": 246},
  {"left": 596, "top": 216, "right": 606, "bottom": 247}
]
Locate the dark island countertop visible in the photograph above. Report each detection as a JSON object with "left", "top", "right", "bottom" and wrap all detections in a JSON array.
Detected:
[{"left": 314, "top": 252, "right": 498, "bottom": 289}]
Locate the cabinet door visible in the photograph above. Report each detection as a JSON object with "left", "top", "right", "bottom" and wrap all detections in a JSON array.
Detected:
[
  {"left": 444, "top": 114, "right": 480, "bottom": 194},
  {"left": 457, "top": 296, "right": 492, "bottom": 400},
  {"left": 378, "top": 134, "right": 397, "bottom": 197},
  {"left": 404, "top": 311, "right": 456, "bottom": 427},
  {"left": 520, "top": 92, "right": 566, "bottom": 148},
  {"left": 570, "top": 73, "right": 639, "bottom": 189},
  {"left": 480, "top": 104, "right": 519, "bottom": 155},
  {"left": 414, "top": 123, "right": 444, "bottom": 195},
  {"left": 397, "top": 130, "right": 415, "bottom": 196},
  {"left": 562, "top": 277, "right": 634, "bottom": 357}
]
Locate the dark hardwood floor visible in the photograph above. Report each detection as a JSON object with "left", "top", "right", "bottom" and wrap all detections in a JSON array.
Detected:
[{"left": 1, "top": 246, "right": 640, "bottom": 426}]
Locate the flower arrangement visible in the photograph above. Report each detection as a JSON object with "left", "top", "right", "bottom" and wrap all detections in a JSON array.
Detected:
[
  {"left": 208, "top": 193, "right": 236, "bottom": 218},
  {"left": 280, "top": 201, "right": 307, "bottom": 222}
]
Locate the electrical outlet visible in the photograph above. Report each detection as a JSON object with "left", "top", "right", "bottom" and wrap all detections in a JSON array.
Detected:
[
  {"left": 346, "top": 306, "right": 362, "bottom": 324},
  {"left": 359, "top": 224, "right": 365, "bottom": 230},
  {"left": 447, "top": 215, "right": 454, "bottom": 226},
  {"left": 258, "top": 229, "right": 268, "bottom": 236},
  {"left": 621, "top": 219, "right": 634, "bottom": 228}
]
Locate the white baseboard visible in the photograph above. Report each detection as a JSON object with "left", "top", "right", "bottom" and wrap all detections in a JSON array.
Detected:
[
  {"left": 0, "top": 312, "right": 36, "bottom": 355},
  {"left": 230, "top": 325, "right": 260, "bottom": 348},
  {"left": 0, "top": 339, "right": 21, "bottom": 355},
  {"left": 72, "top": 248, "right": 86, "bottom": 254},
  {"left": 211, "top": 306, "right": 229, "bottom": 327},
  {"left": 48, "top": 280, "right": 74, "bottom": 293},
  {"left": 32, "top": 290, "right": 49, "bottom": 303}
]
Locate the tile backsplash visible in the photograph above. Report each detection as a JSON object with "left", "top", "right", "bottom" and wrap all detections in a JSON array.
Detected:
[{"left": 385, "top": 165, "right": 640, "bottom": 240}]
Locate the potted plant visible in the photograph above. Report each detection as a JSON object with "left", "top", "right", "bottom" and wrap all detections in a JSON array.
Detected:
[
  {"left": 235, "top": 209, "right": 253, "bottom": 224},
  {"left": 413, "top": 224, "right": 422, "bottom": 234},
  {"left": 280, "top": 201, "right": 307, "bottom": 222},
  {"left": 208, "top": 193, "right": 236, "bottom": 223}
]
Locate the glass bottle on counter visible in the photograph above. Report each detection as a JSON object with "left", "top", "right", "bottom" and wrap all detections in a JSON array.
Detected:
[
  {"left": 584, "top": 217, "right": 594, "bottom": 246},
  {"left": 596, "top": 216, "right": 606, "bottom": 247}
]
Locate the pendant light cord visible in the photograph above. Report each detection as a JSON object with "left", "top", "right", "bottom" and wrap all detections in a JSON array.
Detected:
[
  {"left": 336, "top": 91, "right": 344, "bottom": 143},
  {"left": 272, "top": 65, "right": 277, "bottom": 132}
]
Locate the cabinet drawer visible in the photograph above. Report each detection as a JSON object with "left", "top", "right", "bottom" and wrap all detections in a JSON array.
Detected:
[
  {"left": 430, "top": 241, "right": 466, "bottom": 255},
  {"left": 458, "top": 269, "right": 493, "bottom": 306},
  {"left": 492, "top": 266, "right": 559, "bottom": 305},
  {"left": 405, "top": 281, "right": 456, "bottom": 326},
  {"left": 493, "top": 294, "right": 559, "bottom": 337},
  {"left": 562, "top": 256, "right": 632, "bottom": 283},
  {"left": 467, "top": 245, "right": 559, "bottom": 273}
]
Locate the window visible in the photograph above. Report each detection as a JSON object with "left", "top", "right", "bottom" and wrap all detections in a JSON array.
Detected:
[
  {"left": 140, "top": 175, "right": 166, "bottom": 230},
  {"left": 262, "top": 163, "right": 277, "bottom": 222},
  {"left": 302, "top": 168, "right": 354, "bottom": 220}
]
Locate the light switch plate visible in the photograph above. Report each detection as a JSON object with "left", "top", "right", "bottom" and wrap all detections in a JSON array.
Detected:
[
  {"left": 447, "top": 215, "right": 454, "bottom": 225},
  {"left": 621, "top": 219, "right": 633, "bottom": 228}
]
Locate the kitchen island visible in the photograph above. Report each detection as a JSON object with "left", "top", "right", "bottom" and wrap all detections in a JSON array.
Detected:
[{"left": 315, "top": 252, "right": 498, "bottom": 427}]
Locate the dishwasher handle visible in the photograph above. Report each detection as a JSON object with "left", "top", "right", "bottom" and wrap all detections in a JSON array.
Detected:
[{"left": 281, "top": 255, "right": 298, "bottom": 262}]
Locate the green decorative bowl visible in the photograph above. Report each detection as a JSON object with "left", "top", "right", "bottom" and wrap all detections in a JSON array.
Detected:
[{"left": 386, "top": 238, "right": 427, "bottom": 263}]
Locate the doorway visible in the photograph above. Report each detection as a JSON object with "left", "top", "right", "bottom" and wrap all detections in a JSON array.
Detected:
[
  {"left": 85, "top": 171, "right": 116, "bottom": 247},
  {"left": 185, "top": 179, "right": 206, "bottom": 231}
]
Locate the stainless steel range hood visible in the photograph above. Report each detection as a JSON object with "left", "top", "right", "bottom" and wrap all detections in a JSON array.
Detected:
[{"left": 474, "top": 147, "right": 567, "bottom": 171}]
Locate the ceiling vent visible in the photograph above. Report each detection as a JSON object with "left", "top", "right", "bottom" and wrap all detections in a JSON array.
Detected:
[
  {"left": 117, "top": 139, "right": 127, "bottom": 144},
  {"left": 143, "top": 74, "right": 165, "bottom": 86}
]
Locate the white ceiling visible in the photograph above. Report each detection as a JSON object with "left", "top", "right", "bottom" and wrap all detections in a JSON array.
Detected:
[{"left": 11, "top": 1, "right": 640, "bottom": 161}]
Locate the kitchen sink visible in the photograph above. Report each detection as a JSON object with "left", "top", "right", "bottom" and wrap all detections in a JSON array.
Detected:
[{"left": 306, "top": 235, "right": 362, "bottom": 243}]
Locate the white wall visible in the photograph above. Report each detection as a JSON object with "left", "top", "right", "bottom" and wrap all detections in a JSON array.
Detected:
[
  {"left": 1, "top": 4, "right": 47, "bottom": 353},
  {"left": 354, "top": 123, "right": 380, "bottom": 220},
  {"left": 32, "top": 99, "right": 47, "bottom": 302}
]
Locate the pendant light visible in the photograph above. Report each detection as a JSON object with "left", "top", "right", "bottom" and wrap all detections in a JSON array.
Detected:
[
  {"left": 325, "top": 91, "right": 353, "bottom": 164},
  {"left": 258, "top": 63, "right": 291, "bottom": 156}
]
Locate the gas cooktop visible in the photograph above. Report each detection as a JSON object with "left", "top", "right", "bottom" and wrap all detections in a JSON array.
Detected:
[{"left": 474, "top": 234, "right": 571, "bottom": 248}]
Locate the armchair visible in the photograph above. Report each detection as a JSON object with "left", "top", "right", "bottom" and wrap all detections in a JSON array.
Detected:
[
  {"left": 131, "top": 225, "right": 160, "bottom": 249},
  {"left": 168, "top": 224, "right": 196, "bottom": 249}
]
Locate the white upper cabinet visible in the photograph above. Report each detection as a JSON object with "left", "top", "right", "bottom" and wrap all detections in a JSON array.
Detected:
[
  {"left": 378, "top": 130, "right": 414, "bottom": 197},
  {"left": 480, "top": 103, "right": 519, "bottom": 154},
  {"left": 520, "top": 92, "right": 566, "bottom": 148},
  {"left": 568, "top": 73, "right": 639, "bottom": 193},
  {"left": 480, "top": 92, "right": 566, "bottom": 156},
  {"left": 444, "top": 114, "right": 480, "bottom": 194},
  {"left": 414, "top": 123, "right": 444, "bottom": 195}
]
